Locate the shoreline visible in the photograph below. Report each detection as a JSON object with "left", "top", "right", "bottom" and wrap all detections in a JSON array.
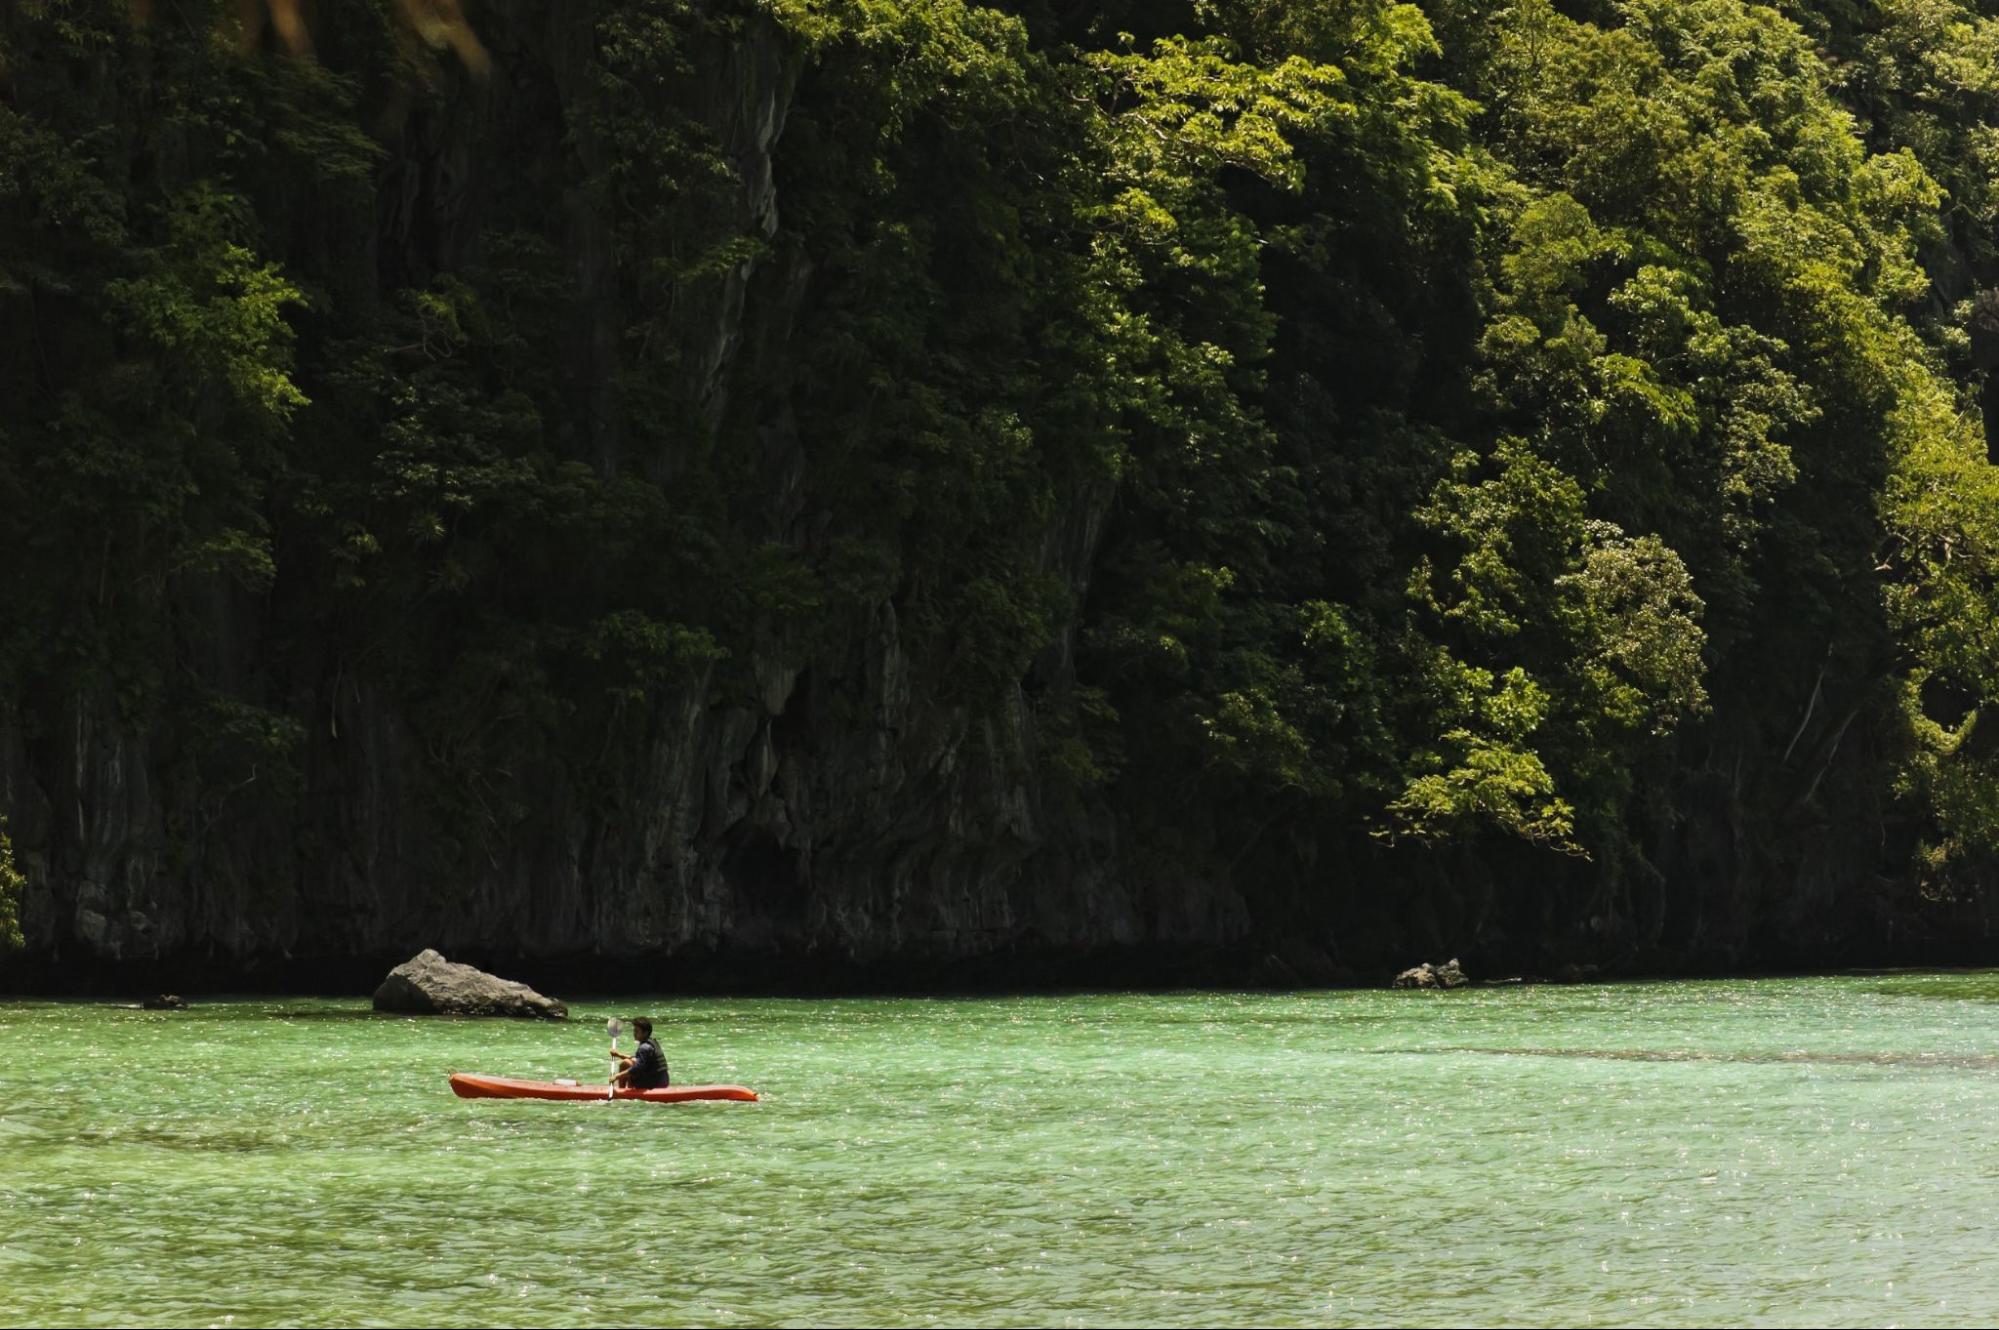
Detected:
[{"left": 7, "top": 946, "right": 1996, "bottom": 1004}]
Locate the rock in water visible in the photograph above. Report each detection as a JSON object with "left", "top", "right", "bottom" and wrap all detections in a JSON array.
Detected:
[
  {"left": 1392, "top": 958, "right": 1472, "bottom": 990},
  {"left": 372, "top": 949, "right": 568, "bottom": 1019},
  {"left": 142, "top": 994, "right": 188, "bottom": 1010}
]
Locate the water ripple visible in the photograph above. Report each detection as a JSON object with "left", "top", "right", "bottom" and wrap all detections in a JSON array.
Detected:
[{"left": 2, "top": 979, "right": 1997, "bottom": 1326}]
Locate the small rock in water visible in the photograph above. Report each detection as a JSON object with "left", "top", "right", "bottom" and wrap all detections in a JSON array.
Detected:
[
  {"left": 372, "top": 948, "right": 568, "bottom": 1019},
  {"left": 1392, "top": 958, "right": 1471, "bottom": 990},
  {"left": 141, "top": 994, "right": 189, "bottom": 1010}
]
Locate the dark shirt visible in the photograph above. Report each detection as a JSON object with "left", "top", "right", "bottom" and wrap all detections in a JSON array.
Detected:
[{"left": 627, "top": 1037, "right": 668, "bottom": 1089}]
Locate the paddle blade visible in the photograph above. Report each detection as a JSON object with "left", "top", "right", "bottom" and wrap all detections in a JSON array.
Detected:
[{"left": 606, "top": 1017, "right": 621, "bottom": 1045}]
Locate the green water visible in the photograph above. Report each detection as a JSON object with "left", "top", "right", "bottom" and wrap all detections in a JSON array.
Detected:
[{"left": 4, "top": 977, "right": 1998, "bottom": 1328}]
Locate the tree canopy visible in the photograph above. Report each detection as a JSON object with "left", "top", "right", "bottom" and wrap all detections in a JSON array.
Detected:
[{"left": 8, "top": 0, "right": 1999, "bottom": 974}]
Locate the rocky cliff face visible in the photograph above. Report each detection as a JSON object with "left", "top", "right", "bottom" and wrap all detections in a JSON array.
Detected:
[
  {"left": 9, "top": 1, "right": 1999, "bottom": 995},
  {"left": 0, "top": 4, "right": 1256, "bottom": 992}
]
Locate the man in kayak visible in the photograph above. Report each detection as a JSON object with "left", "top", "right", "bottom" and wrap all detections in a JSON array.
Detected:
[{"left": 610, "top": 1017, "right": 669, "bottom": 1090}]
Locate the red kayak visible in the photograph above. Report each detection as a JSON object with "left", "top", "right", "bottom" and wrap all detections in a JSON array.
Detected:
[{"left": 449, "top": 1072, "right": 759, "bottom": 1103}]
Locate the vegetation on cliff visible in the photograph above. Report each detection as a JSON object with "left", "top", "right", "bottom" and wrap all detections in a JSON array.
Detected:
[{"left": 8, "top": 0, "right": 1999, "bottom": 976}]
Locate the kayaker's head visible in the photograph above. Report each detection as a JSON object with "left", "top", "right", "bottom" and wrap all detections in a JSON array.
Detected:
[{"left": 634, "top": 1018, "right": 653, "bottom": 1042}]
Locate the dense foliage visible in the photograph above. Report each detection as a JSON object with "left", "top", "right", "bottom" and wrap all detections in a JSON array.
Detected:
[
  {"left": 0, "top": 822, "right": 22, "bottom": 953},
  {"left": 8, "top": 0, "right": 1999, "bottom": 975}
]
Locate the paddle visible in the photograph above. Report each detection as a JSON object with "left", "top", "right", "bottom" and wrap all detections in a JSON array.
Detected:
[{"left": 606, "top": 1016, "right": 622, "bottom": 1101}]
